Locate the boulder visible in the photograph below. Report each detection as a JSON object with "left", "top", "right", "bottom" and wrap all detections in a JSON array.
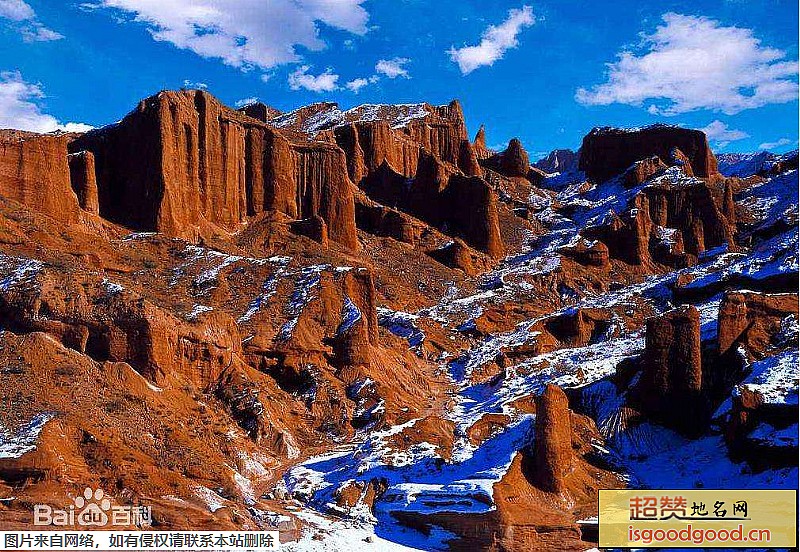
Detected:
[{"left": 579, "top": 125, "right": 719, "bottom": 183}]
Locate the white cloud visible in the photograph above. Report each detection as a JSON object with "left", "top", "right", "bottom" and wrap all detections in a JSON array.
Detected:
[
  {"left": 0, "top": 0, "right": 63, "bottom": 41},
  {"left": 0, "top": 0, "right": 34, "bottom": 20},
  {"left": 576, "top": 13, "right": 798, "bottom": 115},
  {"left": 182, "top": 79, "right": 207, "bottom": 90},
  {"left": 699, "top": 120, "right": 749, "bottom": 147},
  {"left": 235, "top": 97, "right": 258, "bottom": 107},
  {"left": 345, "top": 77, "right": 369, "bottom": 93},
  {"left": 89, "top": 0, "right": 368, "bottom": 72},
  {"left": 288, "top": 65, "right": 339, "bottom": 92},
  {"left": 375, "top": 57, "right": 410, "bottom": 78},
  {"left": 759, "top": 138, "right": 793, "bottom": 150},
  {"left": 0, "top": 71, "right": 92, "bottom": 133},
  {"left": 448, "top": 5, "right": 534, "bottom": 75}
]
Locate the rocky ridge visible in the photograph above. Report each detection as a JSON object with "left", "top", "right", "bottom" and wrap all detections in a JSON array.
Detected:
[{"left": 0, "top": 90, "right": 796, "bottom": 551}]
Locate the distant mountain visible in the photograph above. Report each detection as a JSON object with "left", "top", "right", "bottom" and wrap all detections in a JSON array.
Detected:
[
  {"left": 534, "top": 148, "right": 579, "bottom": 174},
  {"left": 717, "top": 150, "right": 799, "bottom": 178}
]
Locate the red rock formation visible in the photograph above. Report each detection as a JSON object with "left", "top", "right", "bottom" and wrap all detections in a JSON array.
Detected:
[
  {"left": 457, "top": 139, "right": 482, "bottom": 177},
  {"left": 483, "top": 137, "right": 531, "bottom": 179},
  {"left": 718, "top": 291, "right": 799, "bottom": 359},
  {"left": 334, "top": 121, "right": 420, "bottom": 182},
  {"left": 356, "top": 200, "right": 419, "bottom": 245},
  {"left": 500, "top": 138, "right": 531, "bottom": 178},
  {"left": 429, "top": 238, "right": 479, "bottom": 275},
  {"left": 558, "top": 239, "right": 609, "bottom": 267},
  {"left": 290, "top": 215, "right": 329, "bottom": 248},
  {"left": 473, "top": 125, "right": 490, "bottom": 160},
  {"left": 579, "top": 125, "right": 719, "bottom": 183},
  {"left": 405, "top": 100, "right": 470, "bottom": 166},
  {"left": 237, "top": 101, "right": 281, "bottom": 122},
  {"left": 644, "top": 179, "right": 735, "bottom": 255},
  {"left": 71, "top": 90, "right": 358, "bottom": 248},
  {"left": 0, "top": 269, "right": 241, "bottom": 387},
  {"left": 443, "top": 174, "right": 504, "bottom": 258},
  {"left": 0, "top": 130, "right": 80, "bottom": 223},
  {"left": 635, "top": 305, "right": 704, "bottom": 434},
  {"left": 670, "top": 147, "right": 695, "bottom": 177},
  {"left": 68, "top": 151, "right": 99, "bottom": 214},
  {"left": 623, "top": 155, "right": 667, "bottom": 188},
  {"left": 583, "top": 195, "right": 656, "bottom": 266},
  {"left": 361, "top": 152, "right": 504, "bottom": 258},
  {"left": 533, "top": 384, "right": 574, "bottom": 492},
  {"left": 583, "top": 175, "right": 735, "bottom": 267},
  {"left": 292, "top": 142, "right": 358, "bottom": 249}
]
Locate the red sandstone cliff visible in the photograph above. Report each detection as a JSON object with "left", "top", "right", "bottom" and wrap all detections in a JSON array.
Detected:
[
  {"left": 70, "top": 90, "right": 358, "bottom": 248},
  {"left": 579, "top": 125, "right": 719, "bottom": 183},
  {"left": 0, "top": 130, "right": 81, "bottom": 223}
]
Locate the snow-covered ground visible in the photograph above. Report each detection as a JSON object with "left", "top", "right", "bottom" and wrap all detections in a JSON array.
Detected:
[{"left": 275, "top": 160, "right": 799, "bottom": 550}]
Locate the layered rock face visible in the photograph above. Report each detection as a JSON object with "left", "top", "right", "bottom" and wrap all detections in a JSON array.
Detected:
[
  {"left": 635, "top": 306, "right": 704, "bottom": 434},
  {"left": 717, "top": 293, "right": 798, "bottom": 468},
  {"left": 71, "top": 90, "right": 358, "bottom": 248},
  {"left": 0, "top": 91, "right": 510, "bottom": 265},
  {"left": 0, "top": 268, "right": 240, "bottom": 387},
  {"left": 68, "top": 151, "right": 99, "bottom": 214},
  {"left": 360, "top": 149, "right": 504, "bottom": 258},
  {"left": 623, "top": 155, "right": 667, "bottom": 188},
  {"left": 583, "top": 173, "right": 736, "bottom": 266},
  {"left": 533, "top": 384, "right": 574, "bottom": 492},
  {"left": 579, "top": 125, "right": 719, "bottom": 183},
  {"left": 718, "top": 291, "right": 799, "bottom": 359},
  {"left": 321, "top": 100, "right": 504, "bottom": 256},
  {"left": 0, "top": 130, "right": 80, "bottom": 222}
]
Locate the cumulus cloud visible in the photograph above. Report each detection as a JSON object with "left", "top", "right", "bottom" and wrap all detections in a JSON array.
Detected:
[
  {"left": 0, "top": 71, "right": 92, "bottom": 132},
  {"left": 448, "top": 5, "right": 534, "bottom": 75},
  {"left": 288, "top": 65, "right": 339, "bottom": 92},
  {"left": 0, "top": 0, "right": 34, "bottom": 20},
  {"left": 576, "top": 13, "right": 798, "bottom": 115},
  {"left": 345, "top": 77, "right": 369, "bottom": 93},
  {"left": 0, "top": 0, "right": 63, "bottom": 41},
  {"left": 88, "top": 0, "right": 368, "bottom": 72},
  {"left": 375, "top": 57, "right": 410, "bottom": 78},
  {"left": 759, "top": 138, "right": 793, "bottom": 150},
  {"left": 699, "top": 120, "right": 749, "bottom": 147}
]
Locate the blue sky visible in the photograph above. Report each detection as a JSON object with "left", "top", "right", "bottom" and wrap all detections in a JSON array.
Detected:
[{"left": 0, "top": 0, "right": 797, "bottom": 157}]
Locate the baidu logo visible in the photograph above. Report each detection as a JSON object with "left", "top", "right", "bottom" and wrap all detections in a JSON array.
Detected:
[{"left": 34, "top": 487, "right": 151, "bottom": 527}]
